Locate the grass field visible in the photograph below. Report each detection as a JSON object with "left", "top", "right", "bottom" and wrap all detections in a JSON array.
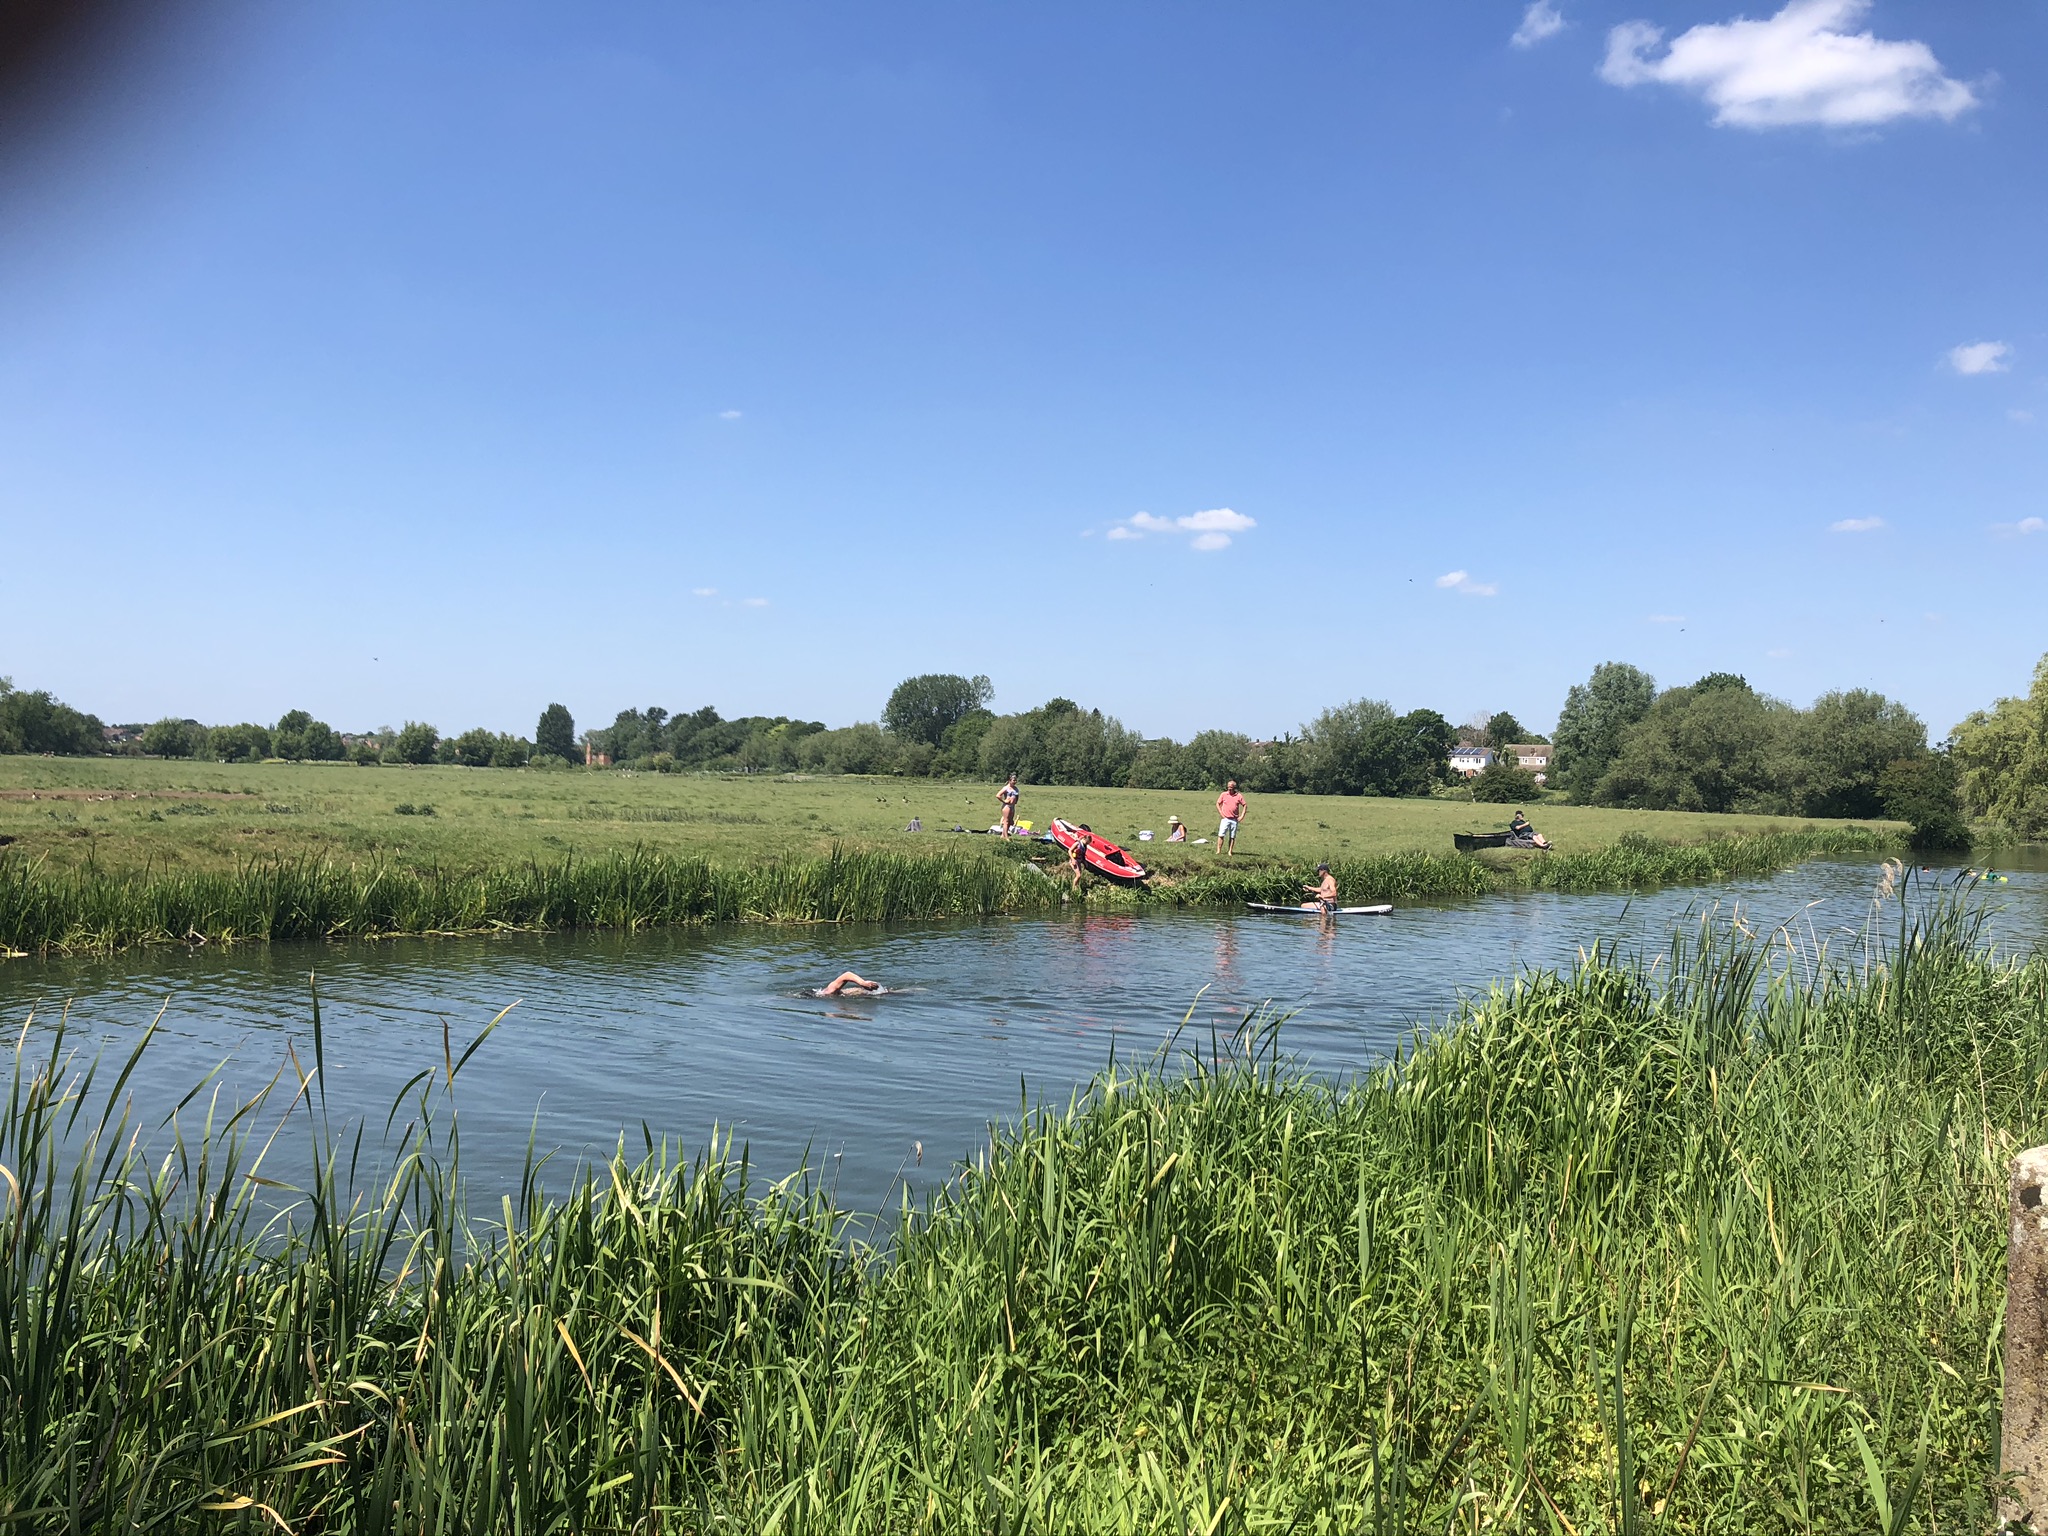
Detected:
[
  {"left": 1, "top": 891, "right": 2027, "bottom": 1529},
  {"left": 0, "top": 755, "right": 1902, "bottom": 876}
]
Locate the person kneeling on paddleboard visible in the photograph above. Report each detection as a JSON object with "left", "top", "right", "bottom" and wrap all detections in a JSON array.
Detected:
[{"left": 1304, "top": 863, "right": 1338, "bottom": 915}]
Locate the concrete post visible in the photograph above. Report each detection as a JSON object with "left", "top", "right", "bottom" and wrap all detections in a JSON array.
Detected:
[{"left": 2004, "top": 1146, "right": 2048, "bottom": 1528}]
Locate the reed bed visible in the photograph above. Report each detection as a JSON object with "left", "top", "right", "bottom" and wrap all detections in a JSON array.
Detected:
[
  {"left": 0, "top": 825, "right": 1899, "bottom": 957},
  {"left": 1, "top": 884, "right": 2033, "bottom": 1530}
]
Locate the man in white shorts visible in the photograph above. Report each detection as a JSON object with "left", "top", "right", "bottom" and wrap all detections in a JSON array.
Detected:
[{"left": 1215, "top": 780, "right": 1247, "bottom": 856}]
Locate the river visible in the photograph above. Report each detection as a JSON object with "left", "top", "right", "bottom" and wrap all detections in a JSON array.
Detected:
[{"left": 4, "top": 851, "right": 2044, "bottom": 1214}]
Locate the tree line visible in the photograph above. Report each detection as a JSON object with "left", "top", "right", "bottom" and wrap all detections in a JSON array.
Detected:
[{"left": 11, "top": 654, "right": 2048, "bottom": 845}]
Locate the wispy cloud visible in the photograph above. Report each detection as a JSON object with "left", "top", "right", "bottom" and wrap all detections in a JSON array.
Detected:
[
  {"left": 718, "top": 409, "right": 743, "bottom": 420},
  {"left": 692, "top": 587, "right": 718, "bottom": 597},
  {"left": 1767, "top": 647, "right": 1793, "bottom": 658},
  {"left": 1511, "top": 1, "right": 1566, "bottom": 50},
  {"left": 1647, "top": 614, "right": 1686, "bottom": 624},
  {"left": 1110, "top": 507, "right": 1257, "bottom": 551},
  {"left": 1948, "top": 341, "right": 2012, "bottom": 375},
  {"left": 1994, "top": 516, "right": 2046, "bottom": 538},
  {"left": 1435, "top": 570, "right": 1499, "bottom": 597},
  {"left": 1830, "top": 516, "right": 1886, "bottom": 533},
  {"left": 741, "top": 597, "right": 770, "bottom": 608},
  {"left": 1601, "top": 0, "right": 1976, "bottom": 129},
  {"left": 2012, "top": 409, "right": 2036, "bottom": 424}
]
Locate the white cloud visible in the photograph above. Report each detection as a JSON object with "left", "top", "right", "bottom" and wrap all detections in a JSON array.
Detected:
[
  {"left": 1111, "top": 507, "right": 1257, "bottom": 550},
  {"left": 1948, "top": 341, "right": 2012, "bottom": 375},
  {"left": 1512, "top": 1, "right": 1566, "bottom": 49},
  {"left": 1648, "top": 614, "right": 1686, "bottom": 623},
  {"left": 692, "top": 587, "right": 718, "bottom": 597},
  {"left": 741, "top": 597, "right": 770, "bottom": 607},
  {"left": 1435, "top": 570, "right": 1499, "bottom": 597},
  {"left": 1600, "top": 0, "right": 1976, "bottom": 129},
  {"left": 718, "top": 409, "right": 743, "bottom": 420},
  {"left": 1994, "top": 516, "right": 2046, "bottom": 537},
  {"left": 2012, "top": 409, "right": 2036, "bottom": 424},
  {"left": 1767, "top": 647, "right": 1794, "bottom": 658},
  {"left": 1830, "top": 516, "right": 1886, "bottom": 533}
]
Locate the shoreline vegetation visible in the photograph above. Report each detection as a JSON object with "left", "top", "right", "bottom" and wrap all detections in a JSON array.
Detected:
[
  {"left": 0, "top": 824, "right": 1901, "bottom": 957},
  {"left": 2, "top": 888, "right": 2028, "bottom": 1527}
]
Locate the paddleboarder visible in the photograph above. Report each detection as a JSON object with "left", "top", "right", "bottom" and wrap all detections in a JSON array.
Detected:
[
  {"left": 1304, "top": 863, "right": 1338, "bottom": 915},
  {"left": 1216, "top": 780, "right": 1247, "bottom": 856},
  {"left": 997, "top": 774, "right": 1021, "bottom": 837}
]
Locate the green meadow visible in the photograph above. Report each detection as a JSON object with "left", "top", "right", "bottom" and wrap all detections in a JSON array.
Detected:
[{"left": 0, "top": 756, "right": 1901, "bottom": 876}]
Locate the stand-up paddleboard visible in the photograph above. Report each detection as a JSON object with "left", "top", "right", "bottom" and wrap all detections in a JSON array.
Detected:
[{"left": 1246, "top": 902, "right": 1393, "bottom": 916}]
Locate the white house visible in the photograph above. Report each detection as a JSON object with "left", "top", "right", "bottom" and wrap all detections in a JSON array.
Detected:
[
  {"left": 1448, "top": 746, "right": 1495, "bottom": 777},
  {"left": 1508, "top": 743, "right": 1551, "bottom": 784}
]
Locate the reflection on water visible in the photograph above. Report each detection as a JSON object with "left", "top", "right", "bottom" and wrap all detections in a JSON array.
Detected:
[{"left": 2, "top": 853, "right": 2043, "bottom": 1213}]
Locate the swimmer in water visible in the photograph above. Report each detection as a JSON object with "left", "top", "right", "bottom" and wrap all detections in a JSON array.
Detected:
[{"left": 820, "top": 971, "right": 881, "bottom": 996}]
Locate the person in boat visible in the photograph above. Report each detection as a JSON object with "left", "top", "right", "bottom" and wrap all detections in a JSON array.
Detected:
[
  {"left": 996, "top": 774, "right": 1021, "bottom": 837},
  {"left": 1068, "top": 824, "right": 1093, "bottom": 888},
  {"left": 1216, "top": 781, "right": 1247, "bottom": 856},
  {"left": 1506, "top": 811, "right": 1551, "bottom": 850},
  {"left": 1166, "top": 815, "right": 1187, "bottom": 842},
  {"left": 820, "top": 971, "right": 881, "bottom": 996},
  {"left": 1303, "top": 862, "right": 1338, "bottom": 914}
]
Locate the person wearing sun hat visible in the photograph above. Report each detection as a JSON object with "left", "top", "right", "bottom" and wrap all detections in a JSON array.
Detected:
[{"left": 1166, "top": 815, "right": 1187, "bottom": 842}]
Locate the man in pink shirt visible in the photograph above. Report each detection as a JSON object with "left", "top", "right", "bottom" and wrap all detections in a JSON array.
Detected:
[{"left": 1215, "top": 780, "right": 1247, "bottom": 856}]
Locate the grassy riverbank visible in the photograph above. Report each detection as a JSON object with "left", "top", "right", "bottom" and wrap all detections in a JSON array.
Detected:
[
  {"left": 4, "top": 890, "right": 2029, "bottom": 1530},
  {"left": 0, "top": 755, "right": 1899, "bottom": 875},
  {"left": 0, "top": 825, "right": 1900, "bottom": 955}
]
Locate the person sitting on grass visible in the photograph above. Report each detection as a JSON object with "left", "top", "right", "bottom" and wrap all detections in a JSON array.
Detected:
[
  {"left": 1166, "top": 815, "right": 1187, "bottom": 843},
  {"left": 820, "top": 971, "right": 881, "bottom": 996},
  {"left": 1507, "top": 811, "right": 1551, "bottom": 850}
]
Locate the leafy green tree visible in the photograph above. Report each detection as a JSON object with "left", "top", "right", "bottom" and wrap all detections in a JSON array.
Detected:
[
  {"left": 140, "top": 719, "right": 201, "bottom": 758},
  {"left": 1591, "top": 678, "right": 1796, "bottom": 814},
  {"left": 883, "top": 674, "right": 994, "bottom": 748},
  {"left": 1950, "top": 654, "right": 2048, "bottom": 838},
  {"left": 450, "top": 727, "right": 498, "bottom": 768},
  {"left": 208, "top": 723, "right": 273, "bottom": 763},
  {"left": 273, "top": 710, "right": 345, "bottom": 762},
  {"left": 1126, "top": 738, "right": 1203, "bottom": 790},
  {"left": 490, "top": 735, "right": 531, "bottom": 768},
  {"left": 1469, "top": 757, "right": 1539, "bottom": 803},
  {"left": 0, "top": 677, "right": 106, "bottom": 755},
  {"left": 1186, "top": 730, "right": 1255, "bottom": 788},
  {"left": 1790, "top": 690, "right": 1928, "bottom": 819},
  {"left": 1298, "top": 698, "right": 1397, "bottom": 795},
  {"left": 1552, "top": 663, "right": 1656, "bottom": 796},
  {"left": 1482, "top": 712, "right": 1527, "bottom": 750},
  {"left": 935, "top": 709, "right": 995, "bottom": 777},
  {"left": 1879, "top": 752, "right": 1971, "bottom": 851},
  {"left": 535, "top": 704, "right": 576, "bottom": 762},
  {"left": 390, "top": 721, "right": 439, "bottom": 765}
]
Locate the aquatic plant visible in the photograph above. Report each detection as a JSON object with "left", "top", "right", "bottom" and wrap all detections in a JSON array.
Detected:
[
  {"left": 0, "top": 887, "right": 2029, "bottom": 1528},
  {"left": 0, "top": 824, "right": 1899, "bottom": 957}
]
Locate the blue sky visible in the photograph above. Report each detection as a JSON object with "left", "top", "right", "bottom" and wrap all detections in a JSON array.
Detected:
[{"left": 1, "top": 1, "right": 2041, "bottom": 742}]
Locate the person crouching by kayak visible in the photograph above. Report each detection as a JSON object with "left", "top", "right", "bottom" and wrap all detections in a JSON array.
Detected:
[
  {"left": 1068, "top": 825, "right": 1093, "bottom": 889},
  {"left": 1216, "top": 781, "right": 1247, "bottom": 856},
  {"left": 1304, "top": 863, "right": 1338, "bottom": 915}
]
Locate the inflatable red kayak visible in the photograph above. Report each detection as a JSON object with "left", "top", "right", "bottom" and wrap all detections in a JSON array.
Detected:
[{"left": 1050, "top": 818, "right": 1149, "bottom": 884}]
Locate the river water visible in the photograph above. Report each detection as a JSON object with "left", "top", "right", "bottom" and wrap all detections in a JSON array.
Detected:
[{"left": 5, "top": 852, "right": 2044, "bottom": 1214}]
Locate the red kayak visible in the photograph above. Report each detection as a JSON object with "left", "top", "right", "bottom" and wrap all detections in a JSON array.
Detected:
[{"left": 1050, "top": 818, "right": 1149, "bottom": 884}]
